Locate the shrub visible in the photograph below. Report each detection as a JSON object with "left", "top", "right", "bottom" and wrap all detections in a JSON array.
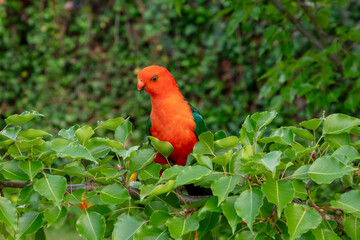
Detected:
[{"left": 0, "top": 111, "right": 359, "bottom": 239}]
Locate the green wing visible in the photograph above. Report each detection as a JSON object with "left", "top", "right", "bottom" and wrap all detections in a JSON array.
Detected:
[
  {"left": 189, "top": 104, "right": 207, "bottom": 138},
  {"left": 146, "top": 116, "right": 151, "bottom": 136}
]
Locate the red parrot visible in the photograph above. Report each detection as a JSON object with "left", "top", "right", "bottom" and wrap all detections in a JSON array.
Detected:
[{"left": 137, "top": 65, "right": 207, "bottom": 166}]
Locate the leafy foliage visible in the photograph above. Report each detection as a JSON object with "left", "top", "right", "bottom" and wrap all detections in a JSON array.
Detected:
[
  {"left": 0, "top": 110, "right": 360, "bottom": 239},
  {"left": 1, "top": 0, "right": 359, "bottom": 141}
]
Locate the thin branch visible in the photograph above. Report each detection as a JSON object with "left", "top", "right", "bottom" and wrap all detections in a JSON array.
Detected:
[
  {"left": 0, "top": 180, "right": 211, "bottom": 205},
  {"left": 297, "top": 0, "right": 329, "bottom": 45},
  {"left": 0, "top": 181, "right": 102, "bottom": 192},
  {"left": 272, "top": 0, "right": 343, "bottom": 72}
]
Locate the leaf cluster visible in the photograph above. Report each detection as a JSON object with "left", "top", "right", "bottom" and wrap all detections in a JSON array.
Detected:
[{"left": 0, "top": 110, "right": 359, "bottom": 239}]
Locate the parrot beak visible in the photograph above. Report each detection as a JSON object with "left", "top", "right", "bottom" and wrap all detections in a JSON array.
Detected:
[{"left": 137, "top": 79, "right": 145, "bottom": 91}]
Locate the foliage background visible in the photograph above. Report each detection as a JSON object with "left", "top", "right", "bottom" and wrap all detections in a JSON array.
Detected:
[
  {"left": 1, "top": 0, "right": 359, "bottom": 142},
  {"left": 0, "top": 0, "right": 360, "bottom": 239}
]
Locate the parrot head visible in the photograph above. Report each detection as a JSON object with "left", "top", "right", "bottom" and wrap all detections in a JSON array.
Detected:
[{"left": 137, "top": 65, "right": 178, "bottom": 96}]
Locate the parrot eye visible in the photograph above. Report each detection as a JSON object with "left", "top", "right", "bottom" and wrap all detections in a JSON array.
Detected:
[{"left": 152, "top": 76, "right": 158, "bottom": 81}]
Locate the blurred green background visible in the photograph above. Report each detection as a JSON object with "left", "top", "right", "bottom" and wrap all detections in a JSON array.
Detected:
[{"left": 1, "top": 0, "right": 359, "bottom": 143}]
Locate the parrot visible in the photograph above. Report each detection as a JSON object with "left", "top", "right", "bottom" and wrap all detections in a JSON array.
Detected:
[{"left": 137, "top": 65, "right": 207, "bottom": 166}]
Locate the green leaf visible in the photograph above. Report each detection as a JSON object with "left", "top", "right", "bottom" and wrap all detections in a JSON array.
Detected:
[
  {"left": 308, "top": 156, "right": 353, "bottom": 184},
  {"left": 165, "top": 217, "right": 199, "bottom": 239},
  {"left": 174, "top": 165, "right": 212, "bottom": 187},
  {"left": 285, "top": 204, "right": 322, "bottom": 240},
  {"left": 51, "top": 138, "right": 71, "bottom": 152},
  {"left": 75, "top": 125, "right": 95, "bottom": 145},
  {"left": 19, "top": 161, "right": 44, "bottom": 181},
  {"left": 1, "top": 126, "right": 21, "bottom": 140},
  {"left": 64, "top": 188, "right": 85, "bottom": 205},
  {"left": 85, "top": 138, "right": 112, "bottom": 159},
  {"left": 259, "top": 128, "right": 293, "bottom": 145},
  {"left": 101, "top": 168, "right": 121, "bottom": 179},
  {"left": 197, "top": 212, "right": 220, "bottom": 238},
  {"left": 214, "top": 136, "right": 238, "bottom": 149},
  {"left": 17, "top": 212, "right": 43, "bottom": 239},
  {"left": 343, "top": 215, "right": 360, "bottom": 240},
  {"left": 2, "top": 160, "right": 29, "bottom": 181},
  {"left": 221, "top": 196, "right": 242, "bottom": 234},
  {"left": 44, "top": 206, "right": 68, "bottom": 226},
  {"left": 325, "top": 133, "right": 350, "bottom": 148},
  {"left": 199, "top": 197, "right": 222, "bottom": 215},
  {"left": 257, "top": 151, "right": 281, "bottom": 177},
  {"left": 148, "top": 136, "right": 174, "bottom": 158},
  {"left": 114, "top": 118, "right": 132, "bottom": 144},
  {"left": 211, "top": 175, "right": 240, "bottom": 206},
  {"left": 174, "top": 0, "right": 184, "bottom": 17},
  {"left": 159, "top": 165, "right": 183, "bottom": 181},
  {"left": 63, "top": 162, "right": 87, "bottom": 177},
  {"left": 262, "top": 178, "right": 294, "bottom": 217},
  {"left": 58, "top": 125, "right": 80, "bottom": 140},
  {"left": 333, "top": 145, "right": 360, "bottom": 162},
  {"left": 100, "top": 184, "right": 130, "bottom": 204},
  {"left": 235, "top": 188, "right": 264, "bottom": 232},
  {"left": 149, "top": 210, "right": 171, "bottom": 228},
  {"left": 235, "top": 231, "right": 265, "bottom": 239},
  {"left": 293, "top": 165, "right": 311, "bottom": 180},
  {"left": 140, "top": 185, "right": 157, "bottom": 201},
  {"left": 138, "top": 164, "right": 161, "bottom": 180},
  {"left": 0, "top": 197, "right": 17, "bottom": 229},
  {"left": 17, "top": 184, "right": 35, "bottom": 205},
  {"left": 343, "top": 54, "right": 359, "bottom": 78},
  {"left": 113, "top": 214, "right": 144, "bottom": 240},
  {"left": 323, "top": 114, "right": 360, "bottom": 135},
  {"left": 144, "top": 201, "right": 168, "bottom": 217},
  {"left": 251, "top": 110, "right": 277, "bottom": 129},
  {"left": 193, "top": 131, "right": 214, "bottom": 155},
  {"left": 133, "top": 225, "right": 170, "bottom": 240},
  {"left": 33, "top": 174, "right": 67, "bottom": 207},
  {"left": 212, "top": 150, "right": 233, "bottom": 166},
  {"left": 239, "top": 118, "right": 256, "bottom": 146},
  {"left": 149, "top": 180, "right": 176, "bottom": 196},
  {"left": 292, "top": 180, "right": 307, "bottom": 200},
  {"left": 97, "top": 117, "right": 125, "bottom": 131},
  {"left": 300, "top": 118, "right": 323, "bottom": 131},
  {"left": 331, "top": 190, "right": 360, "bottom": 213},
  {"left": 227, "top": 10, "right": 248, "bottom": 34},
  {"left": 59, "top": 145, "right": 97, "bottom": 163},
  {"left": 192, "top": 154, "right": 213, "bottom": 170},
  {"left": 289, "top": 127, "right": 314, "bottom": 141},
  {"left": 76, "top": 212, "right": 106, "bottom": 240},
  {"left": 311, "top": 228, "right": 342, "bottom": 240},
  {"left": 129, "top": 149, "right": 156, "bottom": 172},
  {"left": 18, "top": 129, "right": 51, "bottom": 139},
  {"left": 5, "top": 111, "right": 43, "bottom": 125},
  {"left": 5, "top": 138, "right": 45, "bottom": 156}
]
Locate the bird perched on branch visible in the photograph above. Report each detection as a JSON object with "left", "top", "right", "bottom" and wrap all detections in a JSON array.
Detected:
[{"left": 137, "top": 65, "right": 207, "bottom": 166}]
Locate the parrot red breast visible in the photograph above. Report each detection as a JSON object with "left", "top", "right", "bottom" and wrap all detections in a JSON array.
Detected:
[{"left": 137, "top": 65, "right": 207, "bottom": 166}]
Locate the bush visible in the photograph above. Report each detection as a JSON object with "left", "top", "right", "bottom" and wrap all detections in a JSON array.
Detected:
[
  {"left": 0, "top": 111, "right": 359, "bottom": 239},
  {"left": 1, "top": 1, "right": 359, "bottom": 141}
]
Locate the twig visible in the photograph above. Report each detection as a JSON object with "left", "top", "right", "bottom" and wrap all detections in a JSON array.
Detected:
[
  {"left": 297, "top": 0, "right": 329, "bottom": 45},
  {"left": 272, "top": 0, "right": 343, "bottom": 72},
  {"left": 0, "top": 181, "right": 102, "bottom": 192}
]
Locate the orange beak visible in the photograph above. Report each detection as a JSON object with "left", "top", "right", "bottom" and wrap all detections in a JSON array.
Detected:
[{"left": 137, "top": 79, "right": 145, "bottom": 91}]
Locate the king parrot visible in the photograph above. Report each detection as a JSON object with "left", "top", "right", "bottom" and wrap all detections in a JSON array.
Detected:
[{"left": 137, "top": 65, "right": 207, "bottom": 166}]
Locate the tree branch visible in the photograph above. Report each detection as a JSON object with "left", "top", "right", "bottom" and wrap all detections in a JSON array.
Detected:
[
  {"left": 0, "top": 181, "right": 103, "bottom": 192},
  {"left": 297, "top": 0, "right": 328, "bottom": 45},
  {"left": 0, "top": 180, "right": 211, "bottom": 205},
  {"left": 272, "top": 0, "right": 343, "bottom": 72}
]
